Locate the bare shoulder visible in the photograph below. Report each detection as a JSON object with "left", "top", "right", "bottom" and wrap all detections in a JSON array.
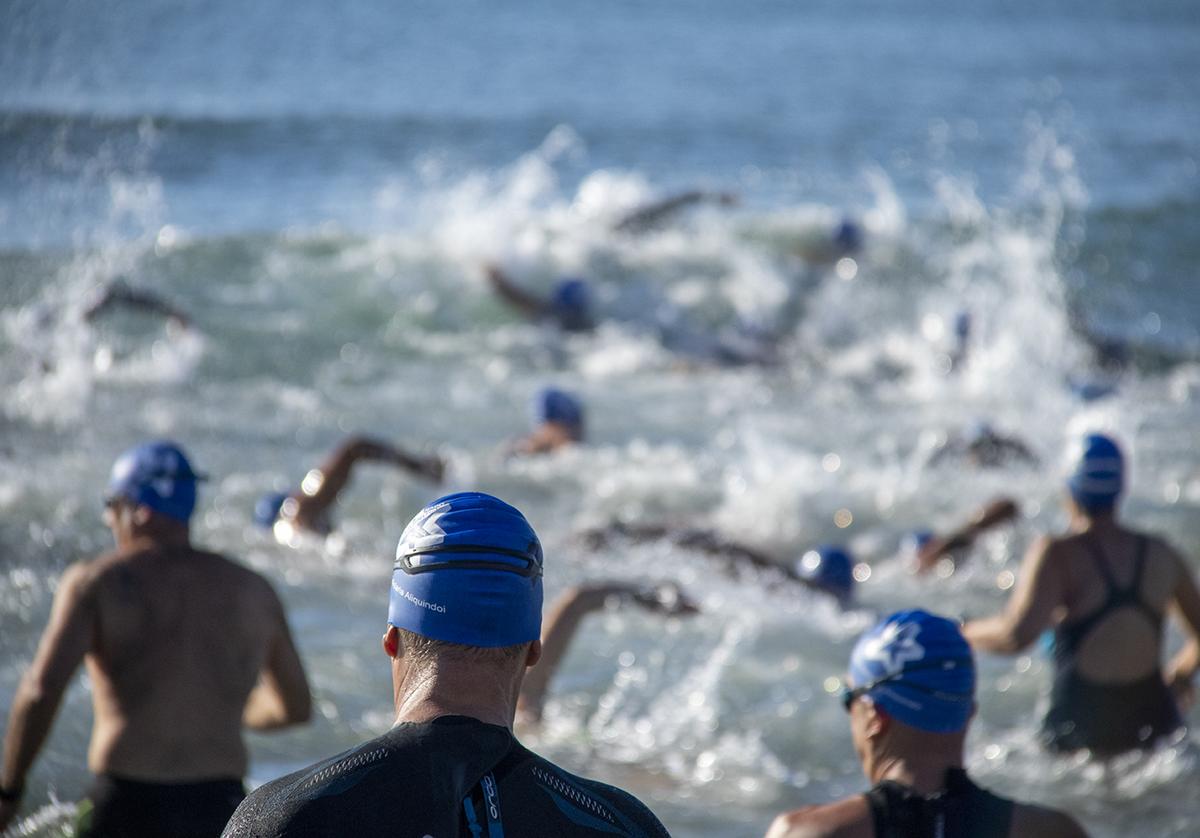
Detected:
[
  {"left": 766, "top": 796, "right": 873, "bottom": 838},
  {"left": 1010, "top": 802, "right": 1089, "bottom": 838},
  {"left": 196, "top": 549, "right": 282, "bottom": 602}
]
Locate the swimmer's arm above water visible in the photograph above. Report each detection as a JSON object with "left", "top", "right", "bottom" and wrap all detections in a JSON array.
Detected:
[
  {"left": 917, "top": 497, "right": 1019, "bottom": 573},
  {"left": 517, "top": 582, "right": 697, "bottom": 725},
  {"left": 0, "top": 563, "right": 97, "bottom": 828},
  {"left": 83, "top": 281, "right": 192, "bottom": 329},
  {"left": 242, "top": 589, "right": 312, "bottom": 731},
  {"left": 483, "top": 263, "right": 549, "bottom": 320},
  {"left": 298, "top": 435, "right": 444, "bottom": 518},
  {"left": 963, "top": 536, "right": 1063, "bottom": 654},
  {"left": 612, "top": 190, "right": 738, "bottom": 233}
]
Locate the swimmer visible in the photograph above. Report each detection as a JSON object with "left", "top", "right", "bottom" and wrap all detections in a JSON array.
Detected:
[
  {"left": 223, "top": 492, "right": 670, "bottom": 837},
  {"left": 581, "top": 522, "right": 857, "bottom": 606},
  {"left": 483, "top": 262, "right": 596, "bottom": 332},
  {"left": 516, "top": 580, "right": 699, "bottom": 726},
  {"left": 766, "top": 610, "right": 1087, "bottom": 838},
  {"left": 82, "top": 279, "right": 192, "bottom": 330},
  {"left": 508, "top": 386, "right": 585, "bottom": 456},
  {"left": 611, "top": 188, "right": 738, "bottom": 234},
  {"left": 0, "top": 442, "right": 311, "bottom": 836},
  {"left": 913, "top": 497, "right": 1020, "bottom": 574},
  {"left": 928, "top": 421, "right": 1038, "bottom": 470},
  {"left": 254, "top": 435, "right": 444, "bottom": 536},
  {"left": 964, "top": 433, "right": 1200, "bottom": 755}
]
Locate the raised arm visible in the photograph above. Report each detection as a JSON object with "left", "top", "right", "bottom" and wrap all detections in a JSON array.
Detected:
[
  {"left": 517, "top": 582, "right": 696, "bottom": 724},
  {"left": 1, "top": 563, "right": 97, "bottom": 828},
  {"left": 613, "top": 190, "right": 737, "bottom": 233},
  {"left": 242, "top": 588, "right": 312, "bottom": 731},
  {"left": 298, "top": 436, "right": 443, "bottom": 521},
  {"left": 83, "top": 282, "right": 192, "bottom": 328},
  {"left": 483, "top": 263, "right": 548, "bottom": 320},
  {"left": 916, "top": 497, "right": 1020, "bottom": 573},
  {"left": 963, "top": 536, "right": 1064, "bottom": 654}
]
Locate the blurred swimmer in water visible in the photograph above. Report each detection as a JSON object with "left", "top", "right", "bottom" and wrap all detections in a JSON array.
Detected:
[
  {"left": 581, "top": 523, "right": 858, "bottom": 607},
  {"left": 927, "top": 421, "right": 1038, "bottom": 470},
  {"left": 254, "top": 435, "right": 444, "bottom": 537},
  {"left": 516, "top": 580, "right": 699, "bottom": 726},
  {"left": 508, "top": 386, "right": 586, "bottom": 456},
  {"left": 964, "top": 433, "right": 1200, "bottom": 756},
  {"left": 483, "top": 263, "right": 596, "bottom": 333},
  {"left": 766, "top": 610, "right": 1087, "bottom": 838}
]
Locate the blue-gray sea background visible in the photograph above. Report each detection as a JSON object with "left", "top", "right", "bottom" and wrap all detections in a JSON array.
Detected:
[{"left": 2, "top": 1, "right": 1199, "bottom": 834}]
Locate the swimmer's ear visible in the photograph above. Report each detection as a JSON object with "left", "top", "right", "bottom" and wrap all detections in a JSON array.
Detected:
[
  {"left": 382, "top": 625, "right": 400, "bottom": 658},
  {"left": 863, "top": 700, "right": 889, "bottom": 739},
  {"left": 525, "top": 639, "right": 542, "bottom": 668}
]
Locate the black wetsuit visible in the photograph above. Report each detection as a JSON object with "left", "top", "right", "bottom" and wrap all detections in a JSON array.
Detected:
[
  {"left": 76, "top": 774, "right": 245, "bottom": 838},
  {"left": 1041, "top": 535, "right": 1183, "bottom": 754},
  {"left": 222, "top": 715, "right": 670, "bottom": 837},
  {"left": 865, "top": 768, "right": 1013, "bottom": 838}
]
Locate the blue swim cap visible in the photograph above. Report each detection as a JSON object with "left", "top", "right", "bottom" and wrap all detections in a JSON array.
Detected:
[
  {"left": 254, "top": 492, "right": 289, "bottom": 529},
  {"left": 798, "top": 545, "right": 855, "bottom": 601},
  {"left": 106, "top": 441, "right": 205, "bottom": 523},
  {"left": 532, "top": 387, "right": 585, "bottom": 440},
  {"left": 832, "top": 218, "right": 862, "bottom": 254},
  {"left": 1067, "top": 433, "right": 1123, "bottom": 512},
  {"left": 550, "top": 278, "right": 594, "bottom": 331},
  {"left": 903, "top": 530, "right": 935, "bottom": 555},
  {"left": 953, "top": 309, "right": 972, "bottom": 340},
  {"left": 848, "top": 609, "right": 975, "bottom": 733},
  {"left": 388, "top": 492, "right": 544, "bottom": 648}
]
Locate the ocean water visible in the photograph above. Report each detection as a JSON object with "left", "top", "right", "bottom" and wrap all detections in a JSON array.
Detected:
[{"left": 2, "top": 1, "right": 1200, "bottom": 835}]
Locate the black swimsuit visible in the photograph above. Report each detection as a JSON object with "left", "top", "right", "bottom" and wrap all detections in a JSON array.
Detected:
[
  {"left": 77, "top": 774, "right": 245, "bottom": 838},
  {"left": 1041, "top": 535, "right": 1183, "bottom": 754},
  {"left": 866, "top": 768, "right": 1014, "bottom": 838}
]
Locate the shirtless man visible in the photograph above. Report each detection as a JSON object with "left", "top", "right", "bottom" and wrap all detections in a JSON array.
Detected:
[
  {"left": 964, "top": 433, "right": 1200, "bottom": 755},
  {"left": 0, "top": 441, "right": 311, "bottom": 837},
  {"left": 766, "top": 610, "right": 1087, "bottom": 838},
  {"left": 254, "top": 434, "right": 444, "bottom": 536}
]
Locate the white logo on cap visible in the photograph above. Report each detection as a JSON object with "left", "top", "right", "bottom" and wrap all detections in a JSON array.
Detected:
[
  {"left": 859, "top": 621, "right": 925, "bottom": 676},
  {"left": 396, "top": 502, "right": 449, "bottom": 557}
]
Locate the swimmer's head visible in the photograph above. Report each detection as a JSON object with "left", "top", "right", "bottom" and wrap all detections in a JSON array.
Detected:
[
  {"left": 1066, "top": 433, "right": 1123, "bottom": 513},
  {"left": 389, "top": 492, "right": 543, "bottom": 647},
  {"left": 797, "top": 545, "right": 855, "bottom": 602},
  {"left": 902, "top": 529, "right": 935, "bottom": 556},
  {"left": 106, "top": 440, "right": 205, "bottom": 523},
  {"left": 253, "top": 492, "right": 289, "bottom": 529},
  {"left": 846, "top": 609, "right": 975, "bottom": 733},
  {"left": 550, "top": 277, "right": 594, "bottom": 332},
  {"left": 831, "top": 218, "right": 863, "bottom": 255},
  {"left": 532, "top": 386, "right": 585, "bottom": 441}
]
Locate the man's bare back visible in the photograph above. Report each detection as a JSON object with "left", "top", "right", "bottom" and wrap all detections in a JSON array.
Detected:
[
  {"left": 1, "top": 441, "right": 310, "bottom": 834},
  {"left": 81, "top": 542, "right": 305, "bottom": 780}
]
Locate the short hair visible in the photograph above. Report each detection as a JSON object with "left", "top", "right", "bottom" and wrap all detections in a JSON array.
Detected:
[{"left": 394, "top": 627, "right": 529, "bottom": 666}]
